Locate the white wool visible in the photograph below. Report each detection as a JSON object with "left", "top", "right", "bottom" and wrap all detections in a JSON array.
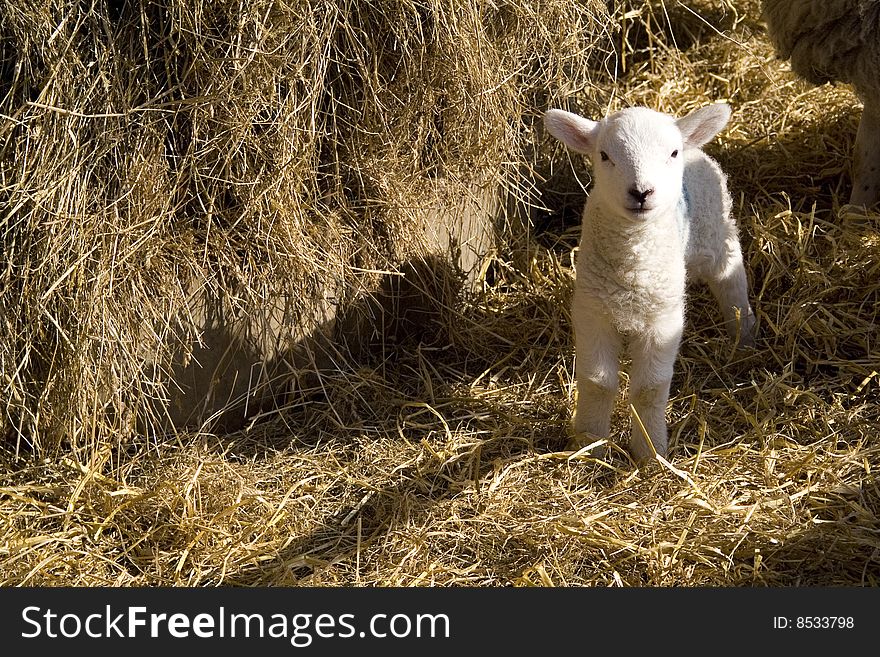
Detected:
[
  {"left": 545, "top": 104, "right": 755, "bottom": 463},
  {"left": 761, "top": 0, "right": 880, "bottom": 206}
]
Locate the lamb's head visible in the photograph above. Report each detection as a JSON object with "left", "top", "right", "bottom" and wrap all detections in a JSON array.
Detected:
[{"left": 544, "top": 103, "right": 731, "bottom": 220}]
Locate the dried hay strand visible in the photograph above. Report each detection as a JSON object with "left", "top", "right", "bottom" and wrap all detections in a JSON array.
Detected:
[{"left": 1, "top": 0, "right": 879, "bottom": 587}]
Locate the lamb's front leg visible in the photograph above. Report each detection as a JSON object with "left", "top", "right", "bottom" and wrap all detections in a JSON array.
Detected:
[
  {"left": 571, "top": 289, "right": 621, "bottom": 456},
  {"left": 627, "top": 312, "right": 683, "bottom": 464}
]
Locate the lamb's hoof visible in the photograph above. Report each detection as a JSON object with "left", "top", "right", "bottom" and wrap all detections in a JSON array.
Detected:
[
  {"left": 629, "top": 450, "right": 665, "bottom": 471},
  {"left": 735, "top": 335, "right": 756, "bottom": 351},
  {"left": 565, "top": 433, "right": 608, "bottom": 459},
  {"left": 628, "top": 435, "right": 664, "bottom": 468}
]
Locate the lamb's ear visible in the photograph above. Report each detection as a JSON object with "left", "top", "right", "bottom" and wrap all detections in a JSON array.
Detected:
[
  {"left": 676, "top": 103, "right": 731, "bottom": 148},
  {"left": 544, "top": 109, "right": 599, "bottom": 154}
]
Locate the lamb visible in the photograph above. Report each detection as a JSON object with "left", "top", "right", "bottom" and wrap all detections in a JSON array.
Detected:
[
  {"left": 761, "top": 0, "right": 880, "bottom": 207},
  {"left": 544, "top": 103, "right": 755, "bottom": 464}
]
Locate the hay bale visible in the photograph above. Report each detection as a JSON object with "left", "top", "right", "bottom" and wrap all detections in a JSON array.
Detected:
[{"left": 0, "top": 0, "right": 613, "bottom": 452}]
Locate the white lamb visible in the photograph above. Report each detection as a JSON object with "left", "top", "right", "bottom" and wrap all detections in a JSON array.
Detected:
[{"left": 544, "top": 103, "right": 756, "bottom": 464}]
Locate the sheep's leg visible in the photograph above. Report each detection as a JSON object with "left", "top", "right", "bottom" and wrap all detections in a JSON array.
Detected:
[
  {"left": 627, "top": 312, "right": 683, "bottom": 463},
  {"left": 571, "top": 290, "right": 621, "bottom": 456},
  {"left": 850, "top": 100, "right": 880, "bottom": 208},
  {"left": 706, "top": 241, "right": 755, "bottom": 348}
]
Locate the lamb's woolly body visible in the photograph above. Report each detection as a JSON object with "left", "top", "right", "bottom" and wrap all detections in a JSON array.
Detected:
[
  {"left": 545, "top": 104, "right": 754, "bottom": 463},
  {"left": 577, "top": 199, "right": 687, "bottom": 337},
  {"left": 579, "top": 148, "right": 738, "bottom": 336},
  {"left": 761, "top": 0, "right": 880, "bottom": 205}
]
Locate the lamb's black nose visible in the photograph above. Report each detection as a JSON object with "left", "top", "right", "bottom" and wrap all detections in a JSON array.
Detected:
[{"left": 628, "top": 187, "right": 654, "bottom": 205}]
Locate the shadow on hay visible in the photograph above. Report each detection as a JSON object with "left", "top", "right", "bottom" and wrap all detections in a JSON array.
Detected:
[
  {"left": 164, "top": 253, "right": 467, "bottom": 435},
  {"left": 719, "top": 109, "right": 861, "bottom": 212}
]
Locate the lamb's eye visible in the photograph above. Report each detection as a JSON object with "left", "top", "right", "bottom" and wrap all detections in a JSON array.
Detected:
[
  {"left": 671, "top": 149, "right": 679, "bottom": 158},
  {"left": 600, "top": 151, "right": 609, "bottom": 162}
]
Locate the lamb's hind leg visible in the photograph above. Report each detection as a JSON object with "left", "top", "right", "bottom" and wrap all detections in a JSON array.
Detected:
[
  {"left": 571, "top": 290, "right": 621, "bottom": 456},
  {"left": 628, "top": 312, "right": 683, "bottom": 464},
  {"left": 706, "top": 239, "right": 755, "bottom": 349},
  {"left": 850, "top": 99, "right": 880, "bottom": 208}
]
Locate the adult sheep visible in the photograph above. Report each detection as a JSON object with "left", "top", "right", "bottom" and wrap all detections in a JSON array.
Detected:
[{"left": 761, "top": 0, "right": 880, "bottom": 207}]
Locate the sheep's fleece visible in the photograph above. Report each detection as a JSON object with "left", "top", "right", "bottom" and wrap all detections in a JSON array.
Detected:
[
  {"left": 762, "top": 0, "right": 880, "bottom": 105},
  {"left": 762, "top": 0, "right": 880, "bottom": 206}
]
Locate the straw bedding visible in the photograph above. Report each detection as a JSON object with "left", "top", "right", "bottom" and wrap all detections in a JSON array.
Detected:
[{"left": 1, "top": 0, "right": 878, "bottom": 586}]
